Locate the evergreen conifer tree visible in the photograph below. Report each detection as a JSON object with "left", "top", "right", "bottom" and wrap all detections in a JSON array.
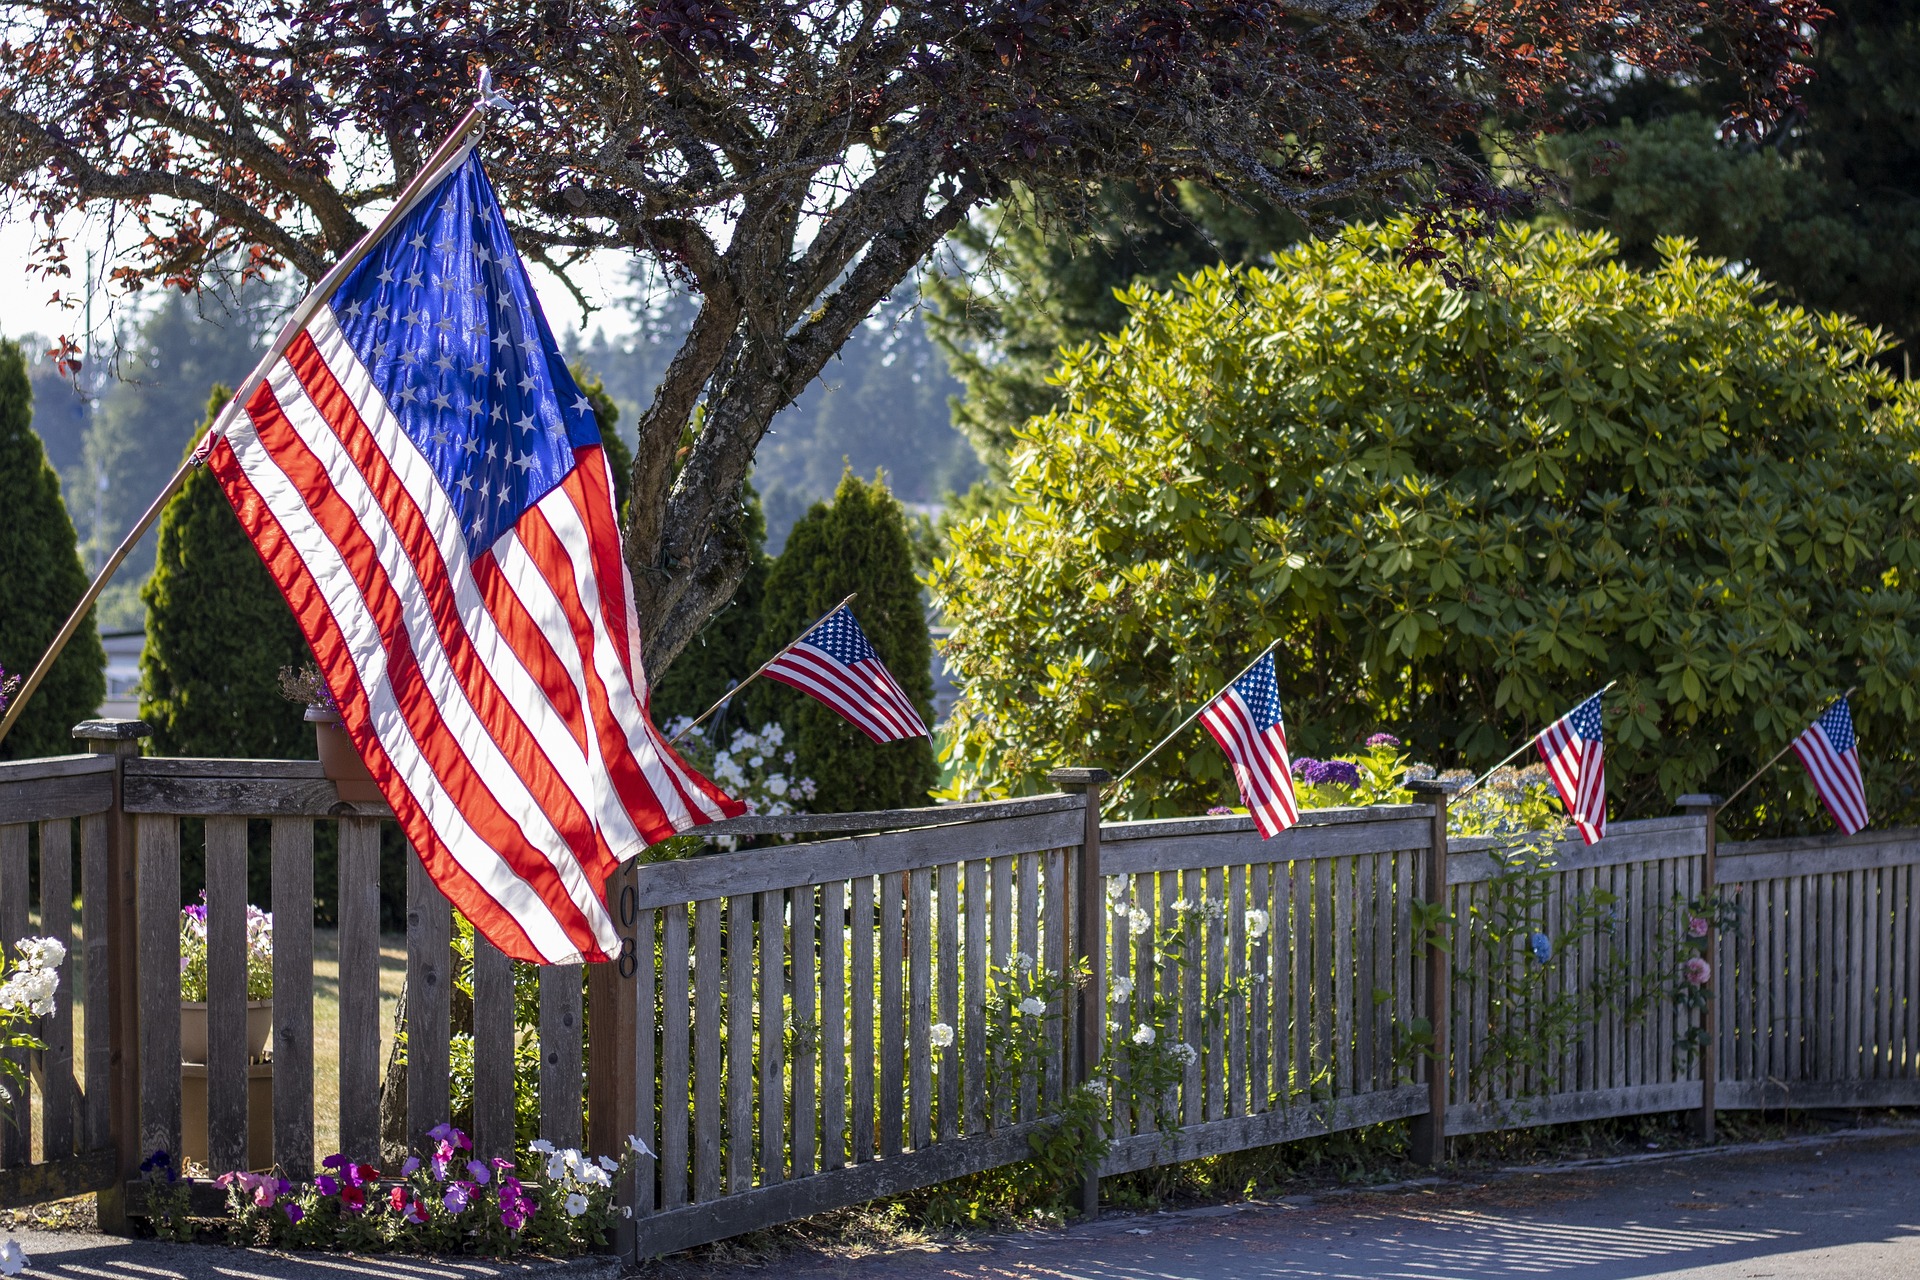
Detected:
[
  {"left": 0, "top": 340, "right": 105, "bottom": 759},
  {"left": 139, "top": 387, "right": 313, "bottom": 758},
  {"left": 750, "top": 470, "right": 935, "bottom": 812}
]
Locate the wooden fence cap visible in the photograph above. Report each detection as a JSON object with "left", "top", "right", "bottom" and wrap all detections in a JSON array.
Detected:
[{"left": 71, "top": 718, "right": 152, "bottom": 742}]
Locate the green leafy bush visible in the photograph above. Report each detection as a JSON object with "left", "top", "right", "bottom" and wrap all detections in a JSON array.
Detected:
[{"left": 931, "top": 223, "right": 1920, "bottom": 833}]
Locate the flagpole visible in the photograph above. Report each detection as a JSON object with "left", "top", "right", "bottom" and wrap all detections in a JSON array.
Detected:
[
  {"left": 1716, "top": 686, "right": 1857, "bottom": 814},
  {"left": 668, "top": 593, "right": 858, "bottom": 746},
  {"left": 1108, "top": 638, "right": 1283, "bottom": 791},
  {"left": 1452, "top": 679, "right": 1618, "bottom": 801},
  {"left": 0, "top": 88, "right": 496, "bottom": 752}
]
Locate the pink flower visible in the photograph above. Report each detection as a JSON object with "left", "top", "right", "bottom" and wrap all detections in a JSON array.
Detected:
[
  {"left": 1687, "top": 915, "right": 1710, "bottom": 938},
  {"left": 1684, "top": 956, "right": 1712, "bottom": 986}
]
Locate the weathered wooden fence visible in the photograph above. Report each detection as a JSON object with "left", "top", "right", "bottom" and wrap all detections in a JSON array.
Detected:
[{"left": 0, "top": 722, "right": 1916, "bottom": 1256}]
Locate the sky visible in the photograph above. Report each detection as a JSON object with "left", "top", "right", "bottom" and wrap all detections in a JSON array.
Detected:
[{"left": 0, "top": 211, "right": 638, "bottom": 358}]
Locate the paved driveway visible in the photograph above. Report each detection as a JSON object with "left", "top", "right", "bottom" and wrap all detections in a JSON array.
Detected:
[{"left": 658, "top": 1129, "right": 1920, "bottom": 1280}]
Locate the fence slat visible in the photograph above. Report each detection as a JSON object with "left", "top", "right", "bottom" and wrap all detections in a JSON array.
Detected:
[
  {"left": 792, "top": 887, "right": 817, "bottom": 1178},
  {"left": 1016, "top": 855, "right": 1040, "bottom": 1121},
  {"left": 404, "top": 852, "right": 452, "bottom": 1152},
  {"left": 538, "top": 965, "right": 585, "bottom": 1150},
  {"left": 726, "top": 895, "right": 753, "bottom": 1194},
  {"left": 821, "top": 881, "right": 847, "bottom": 1170},
  {"left": 1181, "top": 866, "right": 1201, "bottom": 1126},
  {"left": 136, "top": 814, "right": 182, "bottom": 1169},
  {"left": 78, "top": 812, "right": 109, "bottom": 1152},
  {"left": 205, "top": 815, "right": 249, "bottom": 1173},
  {"left": 963, "top": 863, "right": 987, "bottom": 1136},
  {"left": 662, "top": 905, "right": 692, "bottom": 1208},
  {"left": 335, "top": 817, "right": 382, "bottom": 1163},
  {"left": 694, "top": 898, "right": 722, "bottom": 1201},
  {"left": 1354, "top": 855, "right": 1374, "bottom": 1095},
  {"left": 37, "top": 819, "right": 74, "bottom": 1159},
  {"left": 989, "top": 857, "right": 1012, "bottom": 1129},
  {"left": 879, "top": 871, "right": 906, "bottom": 1154},
  {"left": 271, "top": 818, "right": 315, "bottom": 1177},
  {"left": 757, "top": 888, "right": 786, "bottom": 1186},
  {"left": 1227, "top": 863, "right": 1247, "bottom": 1118},
  {"left": 907, "top": 868, "right": 932, "bottom": 1151},
  {"left": 1291, "top": 858, "right": 1310, "bottom": 1109},
  {"left": 850, "top": 876, "right": 875, "bottom": 1162},
  {"left": 937, "top": 863, "right": 959, "bottom": 1142},
  {"left": 633, "top": 905, "right": 658, "bottom": 1218},
  {"left": 471, "top": 936, "right": 515, "bottom": 1161},
  {"left": 1204, "top": 864, "right": 1226, "bottom": 1121},
  {"left": 1043, "top": 847, "right": 1067, "bottom": 1109},
  {"left": 0, "top": 824, "right": 28, "bottom": 1166}
]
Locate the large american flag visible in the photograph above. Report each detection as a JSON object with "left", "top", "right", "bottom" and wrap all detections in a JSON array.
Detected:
[
  {"left": 762, "top": 605, "right": 928, "bottom": 743},
  {"left": 1199, "top": 651, "right": 1299, "bottom": 838},
  {"left": 200, "top": 146, "right": 742, "bottom": 965},
  {"left": 1537, "top": 691, "right": 1607, "bottom": 845},
  {"left": 1791, "top": 695, "right": 1869, "bottom": 835}
]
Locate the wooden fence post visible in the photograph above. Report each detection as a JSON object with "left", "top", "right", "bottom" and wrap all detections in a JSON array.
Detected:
[
  {"left": 1048, "top": 767, "right": 1110, "bottom": 1220},
  {"left": 72, "top": 718, "right": 149, "bottom": 1234},
  {"left": 587, "top": 861, "right": 641, "bottom": 1258},
  {"left": 1677, "top": 794, "right": 1722, "bottom": 1143},
  {"left": 1404, "top": 779, "right": 1451, "bottom": 1165}
]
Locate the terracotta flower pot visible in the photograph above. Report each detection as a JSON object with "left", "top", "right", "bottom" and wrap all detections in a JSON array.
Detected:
[
  {"left": 180, "top": 999, "right": 275, "bottom": 1064},
  {"left": 307, "top": 707, "right": 382, "bottom": 803}
]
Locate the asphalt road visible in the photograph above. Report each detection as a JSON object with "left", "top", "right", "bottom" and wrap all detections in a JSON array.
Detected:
[{"left": 652, "top": 1129, "right": 1920, "bottom": 1280}]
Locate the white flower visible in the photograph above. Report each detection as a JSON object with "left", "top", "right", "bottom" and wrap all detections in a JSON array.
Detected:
[
  {"left": 748, "top": 755, "right": 764, "bottom": 768},
  {"left": 1170, "top": 1042, "right": 1199, "bottom": 1067},
  {"left": 597, "top": 1154, "right": 619, "bottom": 1173},
  {"left": 1081, "top": 1076, "right": 1109, "bottom": 1101},
  {"left": 1128, "top": 908, "right": 1150, "bottom": 936},
  {"left": 622, "top": 1205, "right": 634, "bottom": 1219},
  {"left": 1018, "top": 997, "right": 1046, "bottom": 1017},
  {"left": 766, "top": 775, "right": 789, "bottom": 797},
  {"left": 1131, "top": 1024, "right": 1156, "bottom": 1047},
  {"left": 16, "top": 936, "right": 65, "bottom": 970},
  {"left": 1246, "top": 909, "right": 1270, "bottom": 939},
  {"left": 564, "top": 1192, "right": 589, "bottom": 1217},
  {"left": 580, "top": 1164, "right": 613, "bottom": 1189},
  {"left": 761, "top": 723, "right": 785, "bottom": 747},
  {"left": 1106, "top": 875, "right": 1130, "bottom": 902},
  {"left": 548, "top": 1152, "right": 571, "bottom": 1180},
  {"left": 0, "top": 1239, "right": 26, "bottom": 1275},
  {"left": 1172, "top": 898, "right": 1191, "bottom": 914},
  {"left": 529, "top": 1138, "right": 556, "bottom": 1154},
  {"left": 1109, "top": 977, "right": 1134, "bottom": 1005},
  {"left": 1013, "top": 952, "right": 1035, "bottom": 973},
  {"left": 627, "top": 1134, "right": 654, "bottom": 1158},
  {"left": 929, "top": 1022, "right": 955, "bottom": 1048}
]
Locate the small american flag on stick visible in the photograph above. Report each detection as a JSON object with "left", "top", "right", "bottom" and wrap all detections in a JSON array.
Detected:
[
  {"left": 1791, "top": 694, "right": 1869, "bottom": 834},
  {"left": 1537, "top": 691, "right": 1607, "bottom": 845},
  {"left": 1199, "top": 650, "right": 1299, "bottom": 838},
  {"left": 762, "top": 604, "right": 929, "bottom": 743}
]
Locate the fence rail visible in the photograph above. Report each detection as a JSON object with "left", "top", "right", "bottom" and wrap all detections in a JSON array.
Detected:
[{"left": 0, "top": 722, "right": 1914, "bottom": 1255}]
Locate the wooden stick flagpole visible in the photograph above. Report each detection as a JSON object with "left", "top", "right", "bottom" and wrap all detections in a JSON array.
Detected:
[
  {"left": 1451, "top": 678, "right": 1618, "bottom": 801},
  {"left": 1715, "top": 686, "right": 1858, "bottom": 815},
  {"left": 1107, "top": 637, "right": 1283, "bottom": 794},
  {"left": 0, "top": 84, "right": 500, "bottom": 751},
  {"left": 668, "top": 593, "right": 858, "bottom": 746}
]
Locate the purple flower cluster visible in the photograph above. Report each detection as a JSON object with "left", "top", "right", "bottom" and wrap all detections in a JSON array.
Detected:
[
  {"left": 1292, "top": 757, "right": 1361, "bottom": 788},
  {"left": 1366, "top": 733, "right": 1401, "bottom": 748}
]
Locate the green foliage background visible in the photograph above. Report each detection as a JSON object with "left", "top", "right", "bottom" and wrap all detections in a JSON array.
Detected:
[
  {"left": 748, "top": 470, "right": 937, "bottom": 812},
  {"left": 139, "top": 387, "right": 314, "bottom": 760},
  {"left": 925, "top": 184, "right": 1300, "bottom": 466},
  {"left": 1538, "top": 0, "right": 1920, "bottom": 354},
  {"left": 931, "top": 222, "right": 1920, "bottom": 834},
  {"left": 0, "top": 339, "right": 105, "bottom": 759}
]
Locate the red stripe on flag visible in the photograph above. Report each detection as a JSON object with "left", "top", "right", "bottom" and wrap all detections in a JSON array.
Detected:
[
  {"left": 207, "top": 431, "right": 549, "bottom": 962},
  {"left": 242, "top": 381, "right": 612, "bottom": 959}
]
